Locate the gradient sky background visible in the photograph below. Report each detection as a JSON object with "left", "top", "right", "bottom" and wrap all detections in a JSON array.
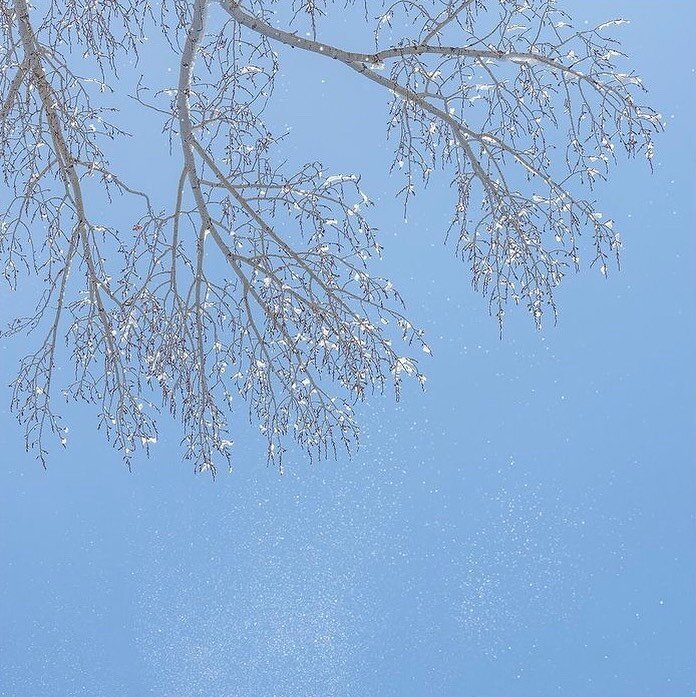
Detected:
[{"left": 1, "top": 1, "right": 694, "bottom": 695}]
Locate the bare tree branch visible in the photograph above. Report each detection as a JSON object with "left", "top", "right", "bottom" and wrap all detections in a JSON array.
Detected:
[{"left": 0, "top": 0, "right": 660, "bottom": 473}]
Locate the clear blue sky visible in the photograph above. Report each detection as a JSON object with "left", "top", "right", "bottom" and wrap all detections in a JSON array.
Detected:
[{"left": 1, "top": 1, "right": 694, "bottom": 695}]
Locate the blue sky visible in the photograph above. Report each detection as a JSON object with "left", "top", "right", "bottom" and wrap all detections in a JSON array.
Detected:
[{"left": 1, "top": 1, "right": 694, "bottom": 695}]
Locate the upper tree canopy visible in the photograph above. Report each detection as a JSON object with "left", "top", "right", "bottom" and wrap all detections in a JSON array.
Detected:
[{"left": 0, "top": 0, "right": 660, "bottom": 472}]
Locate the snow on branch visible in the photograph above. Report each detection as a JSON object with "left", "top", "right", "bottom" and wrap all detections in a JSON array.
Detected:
[{"left": 0, "top": 0, "right": 660, "bottom": 472}]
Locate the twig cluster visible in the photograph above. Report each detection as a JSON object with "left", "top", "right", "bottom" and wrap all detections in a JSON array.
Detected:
[{"left": 0, "top": 0, "right": 660, "bottom": 472}]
